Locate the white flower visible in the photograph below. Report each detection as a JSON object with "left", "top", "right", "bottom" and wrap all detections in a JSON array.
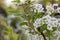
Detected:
[
  {"left": 31, "top": 34, "right": 39, "bottom": 40},
  {"left": 55, "top": 30, "right": 60, "bottom": 37},
  {"left": 43, "top": 15, "right": 58, "bottom": 27},
  {"left": 33, "top": 18, "right": 43, "bottom": 28},
  {"left": 34, "top": 4, "right": 42, "bottom": 8},
  {"left": 47, "top": 11, "right": 52, "bottom": 15},
  {"left": 33, "top": 18, "right": 41, "bottom": 28},
  {"left": 45, "top": 15, "right": 58, "bottom": 27},
  {"left": 33, "top": 4, "right": 44, "bottom": 12},
  {"left": 48, "top": 20, "right": 52, "bottom": 25},
  {"left": 47, "top": 24, "right": 53, "bottom": 31},
  {"left": 51, "top": 17, "right": 58, "bottom": 27},
  {"left": 53, "top": 3, "right": 58, "bottom": 7},
  {"left": 33, "top": 14, "right": 58, "bottom": 29},
  {"left": 46, "top": 5, "right": 54, "bottom": 11},
  {"left": 47, "top": 17, "right": 58, "bottom": 27},
  {"left": 43, "top": 15, "right": 51, "bottom": 21},
  {"left": 57, "top": 7, "right": 60, "bottom": 13}
]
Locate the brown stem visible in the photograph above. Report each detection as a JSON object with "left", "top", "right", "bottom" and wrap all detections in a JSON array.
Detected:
[{"left": 40, "top": 32, "right": 47, "bottom": 40}]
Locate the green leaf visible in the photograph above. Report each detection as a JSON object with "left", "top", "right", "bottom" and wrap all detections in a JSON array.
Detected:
[
  {"left": 37, "top": 12, "right": 44, "bottom": 18},
  {"left": 20, "top": 22, "right": 28, "bottom": 26},
  {"left": 41, "top": 24, "right": 47, "bottom": 31},
  {"left": 45, "top": 30, "right": 53, "bottom": 37},
  {"left": 52, "top": 27, "right": 57, "bottom": 32},
  {"left": 37, "top": 24, "right": 47, "bottom": 32},
  {"left": 25, "top": 0, "right": 31, "bottom": 4},
  {"left": 13, "top": 0, "right": 20, "bottom": 3},
  {"left": 10, "top": 17, "right": 20, "bottom": 28}
]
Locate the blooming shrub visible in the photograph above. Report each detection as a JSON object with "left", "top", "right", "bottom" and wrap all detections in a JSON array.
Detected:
[{"left": 1, "top": 0, "right": 60, "bottom": 40}]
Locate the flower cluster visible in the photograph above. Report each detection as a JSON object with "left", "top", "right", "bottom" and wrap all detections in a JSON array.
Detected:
[
  {"left": 32, "top": 3, "right": 60, "bottom": 32},
  {"left": 33, "top": 3, "right": 60, "bottom": 15},
  {"left": 33, "top": 15, "right": 59, "bottom": 31}
]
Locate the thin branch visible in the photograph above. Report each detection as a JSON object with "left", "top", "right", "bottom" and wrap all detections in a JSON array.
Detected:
[{"left": 40, "top": 32, "right": 47, "bottom": 40}]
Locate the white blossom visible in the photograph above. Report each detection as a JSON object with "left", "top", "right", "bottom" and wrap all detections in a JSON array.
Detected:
[
  {"left": 33, "top": 4, "right": 44, "bottom": 12},
  {"left": 53, "top": 3, "right": 58, "bottom": 7},
  {"left": 55, "top": 30, "right": 60, "bottom": 37},
  {"left": 43, "top": 15, "right": 51, "bottom": 20},
  {"left": 44, "top": 15, "right": 58, "bottom": 27},
  {"left": 51, "top": 17, "right": 58, "bottom": 27},
  {"left": 57, "top": 7, "right": 60, "bottom": 13},
  {"left": 47, "top": 12, "right": 52, "bottom": 15},
  {"left": 31, "top": 34, "right": 39, "bottom": 40},
  {"left": 33, "top": 14, "right": 59, "bottom": 30},
  {"left": 47, "top": 24, "right": 53, "bottom": 31},
  {"left": 46, "top": 4, "right": 54, "bottom": 11},
  {"left": 33, "top": 18, "right": 44, "bottom": 28}
]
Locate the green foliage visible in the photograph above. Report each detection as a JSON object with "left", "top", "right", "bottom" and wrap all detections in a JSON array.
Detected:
[
  {"left": 6, "top": 26, "right": 19, "bottom": 40},
  {"left": 37, "top": 24, "right": 47, "bottom": 32},
  {"left": 1, "top": 21, "right": 19, "bottom": 40},
  {"left": 52, "top": 27, "right": 57, "bottom": 32},
  {"left": 45, "top": 30, "right": 53, "bottom": 37},
  {"left": 36, "top": 12, "right": 44, "bottom": 18},
  {"left": 13, "top": 0, "right": 20, "bottom": 3},
  {"left": 10, "top": 17, "right": 20, "bottom": 28},
  {"left": 20, "top": 22, "right": 28, "bottom": 26},
  {"left": 25, "top": 0, "right": 31, "bottom": 4}
]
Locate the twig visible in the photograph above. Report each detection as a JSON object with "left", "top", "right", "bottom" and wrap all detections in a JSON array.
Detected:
[{"left": 40, "top": 32, "right": 47, "bottom": 40}]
